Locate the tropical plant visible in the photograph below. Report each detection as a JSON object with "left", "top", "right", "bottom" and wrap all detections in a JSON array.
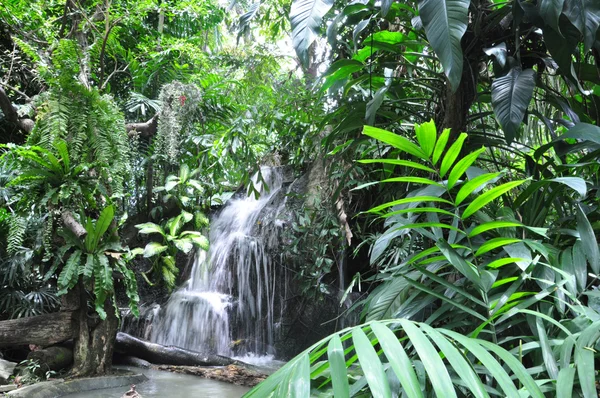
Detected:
[
  {"left": 247, "top": 120, "right": 600, "bottom": 396},
  {"left": 56, "top": 205, "right": 139, "bottom": 319},
  {"left": 135, "top": 164, "right": 210, "bottom": 289},
  {"left": 135, "top": 213, "right": 209, "bottom": 289}
]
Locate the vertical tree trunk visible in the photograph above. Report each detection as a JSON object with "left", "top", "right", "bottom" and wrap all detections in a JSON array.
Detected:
[
  {"left": 439, "top": 59, "right": 478, "bottom": 136},
  {"left": 70, "top": 280, "right": 119, "bottom": 376}
]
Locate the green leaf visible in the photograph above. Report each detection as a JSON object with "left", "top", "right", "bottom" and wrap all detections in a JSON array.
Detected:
[
  {"left": 291, "top": 353, "right": 311, "bottom": 398},
  {"left": 447, "top": 147, "right": 485, "bottom": 189},
  {"left": 536, "top": 317, "right": 559, "bottom": 379},
  {"left": 440, "top": 330, "right": 520, "bottom": 397},
  {"left": 469, "top": 221, "right": 522, "bottom": 237},
  {"left": 414, "top": 120, "right": 437, "bottom": 158},
  {"left": 556, "top": 367, "right": 575, "bottom": 398},
  {"left": 437, "top": 240, "right": 481, "bottom": 288},
  {"left": 82, "top": 253, "right": 94, "bottom": 282},
  {"left": 418, "top": 0, "right": 470, "bottom": 91},
  {"left": 548, "top": 177, "right": 587, "bottom": 198},
  {"left": 358, "top": 159, "right": 436, "bottom": 173},
  {"left": 420, "top": 324, "right": 489, "bottom": 398},
  {"left": 462, "top": 180, "right": 527, "bottom": 219},
  {"left": 55, "top": 139, "right": 70, "bottom": 170},
  {"left": 93, "top": 254, "right": 113, "bottom": 320},
  {"left": 92, "top": 205, "right": 114, "bottom": 250},
  {"left": 455, "top": 173, "right": 502, "bottom": 206},
  {"left": 368, "top": 196, "right": 452, "bottom": 213},
  {"left": 57, "top": 250, "right": 82, "bottom": 294},
  {"left": 475, "top": 237, "right": 522, "bottom": 256},
  {"left": 327, "top": 335, "right": 349, "bottom": 397},
  {"left": 399, "top": 320, "right": 457, "bottom": 398},
  {"left": 174, "top": 238, "right": 194, "bottom": 254},
  {"left": 143, "top": 242, "right": 168, "bottom": 258},
  {"left": 491, "top": 68, "right": 536, "bottom": 144},
  {"left": 290, "top": 0, "right": 334, "bottom": 64},
  {"left": 363, "top": 126, "right": 427, "bottom": 159},
  {"left": 560, "top": 122, "right": 600, "bottom": 145},
  {"left": 432, "top": 128, "right": 450, "bottom": 165},
  {"left": 564, "top": 0, "right": 600, "bottom": 51},
  {"left": 575, "top": 321, "right": 600, "bottom": 398},
  {"left": 382, "top": 176, "right": 444, "bottom": 187},
  {"left": 366, "top": 86, "right": 388, "bottom": 125},
  {"left": 440, "top": 133, "right": 467, "bottom": 177},
  {"left": 353, "top": 327, "right": 391, "bottom": 397},
  {"left": 380, "top": 0, "right": 392, "bottom": 16},
  {"left": 477, "top": 340, "right": 544, "bottom": 398},
  {"left": 539, "top": 0, "right": 565, "bottom": 33},
  {"left": 371, "top": 323, "right": 423, "bottom": 398},
  {"left": 135, "top": 222, "right": 165, "bottom": 236},
  {"left": 576, "top": 204, "right": 600, "bottom": 274}
]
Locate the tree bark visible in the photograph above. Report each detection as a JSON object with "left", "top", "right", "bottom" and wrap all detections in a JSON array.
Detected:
[
  {"left": 115, "top": 332, "right": 234, "bottom": 367},
  {"left": 61, "top": 210, "right": 87, "bottom": 238},
  {"left": 0, "top": 311, "right": 77, "bottom": 347},
  {"left": 70, "top": 280, "right": 119, "bottom": 377}
]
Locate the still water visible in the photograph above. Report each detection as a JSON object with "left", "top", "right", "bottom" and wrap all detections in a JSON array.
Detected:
[{"left": 62, "top": 366, "right": 250, "bottom": 398}]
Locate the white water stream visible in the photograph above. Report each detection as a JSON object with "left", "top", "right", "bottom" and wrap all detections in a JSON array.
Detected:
[{"left": 149, "top": 168, "right": 285, "bottom": 359}]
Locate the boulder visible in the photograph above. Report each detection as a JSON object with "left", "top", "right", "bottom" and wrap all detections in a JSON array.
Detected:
[{"left": 0, "top": 359, "right": 16, "bottom": 383}]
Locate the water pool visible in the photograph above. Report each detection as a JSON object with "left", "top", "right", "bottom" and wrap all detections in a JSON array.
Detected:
[{"left": 61, "top": 366, "right": 250, "bottom": 398}]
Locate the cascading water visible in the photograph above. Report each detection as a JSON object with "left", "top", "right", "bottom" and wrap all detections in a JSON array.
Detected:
[{"left": 149, "top": 168, "right": 286, "bottom": 358}]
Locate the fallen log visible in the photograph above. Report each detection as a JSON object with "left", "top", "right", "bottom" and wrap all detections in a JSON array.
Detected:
[
  {"left": 153, "top": 364, "right": 267, "bottom": 387},
  {"left": 114, "top": 332, "right": 234, "bottom": 367},
  {"left": 0, "top": 312, "right": 77, "bottom": 347}
]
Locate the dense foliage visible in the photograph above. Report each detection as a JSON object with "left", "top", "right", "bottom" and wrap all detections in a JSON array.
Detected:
[{"left": 1, "top": 0, "right": 600, "bottom": 393}]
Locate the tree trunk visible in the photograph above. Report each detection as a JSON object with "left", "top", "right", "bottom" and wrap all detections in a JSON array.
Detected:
[
  {"left": 439, "top": 59, "right": 478, "bottom": 136},
  {"left": 0, "top": 311, "right": 77, "bottom": 347},
  {"left": 70, "top": 280, "right": 119, "bottom": 377},
  {"left": 115, "top": 332, "right": 234, "bottom": 366}
]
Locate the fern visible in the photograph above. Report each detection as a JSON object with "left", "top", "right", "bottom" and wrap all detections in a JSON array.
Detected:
[
  {"left": 57, "top": 250, "right": 82, "bottom": 295},
  {"left": 7, "top": 215, "right": 26, "bottom": 255}
]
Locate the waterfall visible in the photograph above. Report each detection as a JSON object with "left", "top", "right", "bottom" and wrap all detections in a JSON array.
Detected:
[{"left": 149, "top": 168, "right": 286, "bottom": 357}]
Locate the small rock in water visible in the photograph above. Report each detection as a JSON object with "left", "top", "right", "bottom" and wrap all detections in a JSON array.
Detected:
[{"left": 121, "top": 384, "right": 142, "bottom": 398}]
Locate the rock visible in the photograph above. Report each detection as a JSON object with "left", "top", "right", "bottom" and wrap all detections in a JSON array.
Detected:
[
  {"left": 26, "top": 346, "right": 73, "bottom": 377},
  {"left": 121, "top": 384, "right": 142, "bottom": 398},
  {"left": 0, "top": 384, "right": 17, "bottom": 393},
  {"left": 154, "top": 364, "right": 267, "bottom": 387},
  {"left": 0, "top": 359, "right": 16, "bottom": 383}
]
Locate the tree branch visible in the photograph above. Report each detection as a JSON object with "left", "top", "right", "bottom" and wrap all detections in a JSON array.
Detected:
[
  {"left": 0, "top": 86, "right": 34, "bottom": 133},
  {"left": 61, "top": 210, "right": 87, "bottom": 238},
  {"left": 126, "top": 113, "right": 159, "bottom": 138}
]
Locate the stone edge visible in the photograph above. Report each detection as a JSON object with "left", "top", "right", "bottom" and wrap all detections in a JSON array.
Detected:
[{"left": 6, "top": 373, "right": 148, "bottom": 398}]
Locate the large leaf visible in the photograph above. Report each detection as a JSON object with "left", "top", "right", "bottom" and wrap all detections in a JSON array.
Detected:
[
  {"left": 327, "top": 335, "right": 349, "bottom": 397},
  {"left": 143, "top": 242, "right": 168, "bottom": 258},
  {"left": 247, "top": 320, "right": 547, "bottom": 397},
  {"left": 462, "top": 180, "right": 527, "bottom": 219},
  {"left": 539, "top": 0, "right": 565, "bottom": 33},
  {"left": 418, "top": 0, "right": 470, "bottom": 91},
  {"left": 363, "top": 126, "right": 426, "bottom": 159},
  {"left": 290, "top": 0, "right": 334, "bottom": 64},
  {"left": 90, "top": 205, "right": 114, "bottom": 250},
  {"left": 575, "top": 204, "right": 600, "bottom": 274},
  {"left": 563, "top": 0, "right": 600, "bottom": 51},
  {"left": 57, "top": 250, "right": 82, "bottom": 295},
  {"left": 491, "top": 67, "right": 536, "bottom": 144}
]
